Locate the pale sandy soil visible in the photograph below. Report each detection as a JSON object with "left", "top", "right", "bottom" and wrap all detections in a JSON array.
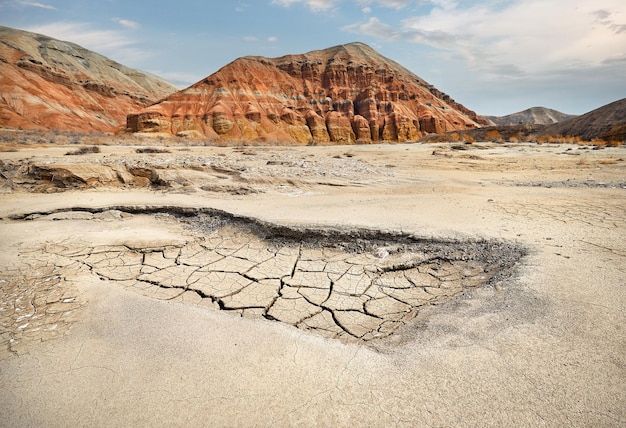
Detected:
[{"left": 0, "top": 140, "right": 625, "bottom": 427}]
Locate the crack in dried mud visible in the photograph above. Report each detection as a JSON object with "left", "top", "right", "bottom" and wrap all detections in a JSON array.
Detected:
[
  {"left": 493, "top": 200, "right": 626, "bottom": 230},
  {"left": 2, "top": 207, "right": 525, "bottom": 352},
  {"left": 0, "top": 263, "right": 84, "bottom": 357}
]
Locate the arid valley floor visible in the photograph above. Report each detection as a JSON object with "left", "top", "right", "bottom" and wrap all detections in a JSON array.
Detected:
[{"left": 0, "top": 137, "right": 625, "bottom": 426}]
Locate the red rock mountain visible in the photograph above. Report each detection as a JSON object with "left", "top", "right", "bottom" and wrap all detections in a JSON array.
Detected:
[
  {"left": 0, "top": 26, "right": 177, "bottom": 132},
  {"left": 128, "top": 42, "right": 488, "bottom": 143}
]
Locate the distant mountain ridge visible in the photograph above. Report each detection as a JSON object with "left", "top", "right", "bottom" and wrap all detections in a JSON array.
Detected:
[
  {"left": 485, "top": 107, "right": 576, "bottom": 126},
  {"left": 0, "top": 26, "right": 178, "bottom": 132},
  {"left": 421, "top": 98, "right": 626, "bottom": 143},
  {"left": 127, "top": 42, "right": 490, "bottom": 144},
  {"left": 543, "top": 98, "right": 626, "bottom": 141}
]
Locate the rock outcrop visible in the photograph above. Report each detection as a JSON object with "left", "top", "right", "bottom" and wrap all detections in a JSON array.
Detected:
[
  {"left": 127, "top": 42, "right": 489, "bottom": 143},
  {"left": 0, "top": 26, "right": 178, "bottom": 133}
]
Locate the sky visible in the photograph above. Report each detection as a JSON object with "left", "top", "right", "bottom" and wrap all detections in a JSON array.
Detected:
[{"left": 1, "top": 0, "right": 625, "bottom": 116}]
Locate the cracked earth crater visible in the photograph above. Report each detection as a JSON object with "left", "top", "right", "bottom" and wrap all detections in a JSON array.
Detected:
[
  {"left": 14, "top": 207, "right": 524, "bottom": 345},
  {"left": 2, "top": 141, "right": 625, "bottom": 426}
]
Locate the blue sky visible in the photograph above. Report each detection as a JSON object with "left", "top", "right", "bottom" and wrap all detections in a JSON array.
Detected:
[{"left": 1, "top": 0, "right": 625, "bottom": 116}]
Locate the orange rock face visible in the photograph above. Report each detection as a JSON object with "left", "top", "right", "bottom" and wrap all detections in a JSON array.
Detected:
[
  {"left": 0, "top": 26, "right": 177, "bottom": 133},
  {"left": 128, "top": 42, "right": 489, "bottom": 144}
]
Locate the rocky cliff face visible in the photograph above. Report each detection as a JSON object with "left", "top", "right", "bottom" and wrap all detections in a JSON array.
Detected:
[
  {"left": 128, "top": 42, "right": 488, "bottom": 143},
  {"left": 0, "top": 26, "right": 178, "bottom": 133}
]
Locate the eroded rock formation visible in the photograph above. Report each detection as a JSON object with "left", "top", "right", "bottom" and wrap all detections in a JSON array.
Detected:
[
  {"left": 128, "top": 42, "right": 489, "bottom": 143},
  {"left": 0, "top": 26, "right": 177, "bottom": 132}
]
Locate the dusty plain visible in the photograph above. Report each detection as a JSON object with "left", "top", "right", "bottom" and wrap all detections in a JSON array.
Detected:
[{"left": 0, "top": 138, "right": 625, "bottom": 427}]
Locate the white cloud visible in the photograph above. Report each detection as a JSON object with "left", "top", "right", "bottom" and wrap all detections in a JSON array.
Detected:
[
  {"left": 150, "top": 70, "right": 201, "bottom": 88},
  {"left": 273, "top": 0, "right": 416, "bottom": 12},
  {"left": 242, "top": 35, "right": 278, "bottom": 43},
  {"left": 343, "top": 0, "right": 626, "bottom": 78},
  {"left": 343, "top": 17, "right": 400, "bottom": 40},
  {"left": 271, "top": 0, "right": 339, "bottom": 12},
  {"left": 113, "top": 18, "right": 140, "bottom": 30},
  {"left": 357, "top": 0, "right": 413, "bottom": 9},
  {"left": 27, "top": 22, "right": 131, "bottom": 52},
  {"left": 17, "top": 0, "right": 55, "bottom": 9},
  {"left": 24, "top": 22, "right": 150, "bottom": 64}
]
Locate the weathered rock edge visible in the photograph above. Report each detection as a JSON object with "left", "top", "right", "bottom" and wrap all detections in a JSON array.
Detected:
[
  {"left": 10, "top": 204, "right": 522, "bottom": 249},
  {"left": 8, "top": 205, "right": 526, "bottom": 344},
  {"left": 9, "top": 204, "right": 525, "bottom": 280}
]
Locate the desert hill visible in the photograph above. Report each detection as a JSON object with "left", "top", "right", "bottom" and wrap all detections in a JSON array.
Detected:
[
  {"left": 543, "top": 98, "right": 626, "bottom": 141},
  {"left": 127, "top": 42, "right": 489, "bottom": 144},
  {"left": 0, "top": 26, "right": 177, "bottom": 133},
  {"left": 485, "top": 107, "right": 576, "bottom": 126},
  {"left": 420, "top": 97, "right": 626, "bottom": 144}
]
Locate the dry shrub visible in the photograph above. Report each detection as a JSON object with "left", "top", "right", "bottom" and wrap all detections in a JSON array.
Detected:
[
  {"left": 462, "top": 134, "right": 475, "bottom": 143},
  {"left": 65, "top": 146, "right": 101, "bottom": 155},
  {"left": 598, "top": 159, "right": 618, "bottom": 165},
  {"left": 536, "top": 135, "right": 551, "bottom": 144},
  {"left": 448, "top": 132, "right": 461, "bottom": 142},
  {"left": 508, "top": 135, "right": 520, "bottom": 143},
  {"left": 565, "top": 135, "right": 583, "bottom": 144},
  {"left": 0, "top": 144, "right": 19, "bottom": 152},
  {"left": 588, "top": 138, "right": 606, "bottom": 147},
  {"left": 135, "top": 147, "right": 171, "bottom": 154},
  {"left": 536, "top": 134, "right": 588, "bottom": 145},
  {"left": 484, "top": 129, "right": 503, "bottom": 142},
  {"left": 587, "top": 138, "right": 625, "bottom": 148}
]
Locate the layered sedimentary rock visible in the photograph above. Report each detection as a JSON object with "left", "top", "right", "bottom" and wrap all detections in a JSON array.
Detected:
[
  {"left": 128, "top": 42, "right": 488, "bottom": 143},
  {"left": 0, "top": 26, "right": 177, "bottom": 132}
]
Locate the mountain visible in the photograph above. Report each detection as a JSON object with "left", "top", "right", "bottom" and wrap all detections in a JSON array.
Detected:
[
  {"left": 485, "top": 107, "right": 576, "bottom": 126},
  {"left": 127, "top": 42, "right": 489, "bottom": 144},
  {"left": 419, "top": 98, "right": 626, "bottom": 144},
  {"left": 0, "top": 26, "right": 177, "bottom": 133},
  {"left": 543, "top": 98, "right": 626, "bottom": 141}
]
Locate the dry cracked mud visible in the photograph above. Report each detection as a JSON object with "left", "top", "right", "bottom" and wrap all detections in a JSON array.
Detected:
[
  {"left": 2, "top": 207, "right": 524, "bottom": 352},
  {"left": 1, "top": 141, "right": 624, "bottom": 427},
  {"left": 0, "top": 264, "right": 84, "bottom": 356}
]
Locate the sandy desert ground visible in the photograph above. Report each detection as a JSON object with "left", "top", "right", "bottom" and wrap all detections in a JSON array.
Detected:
[{"left": 0, "top": 139, "right": 625, "bottom": 427}]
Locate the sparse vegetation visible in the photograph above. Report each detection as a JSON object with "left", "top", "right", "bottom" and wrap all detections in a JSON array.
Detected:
[
  {"left": 65, "top": 145, "right": 101, "bottom": 155},
  {"left": 135, "top": 147, "right": 171, "bottom": 154},
  {"left": 462, "top": 134, "right": 475, "bottom": 143},
  {"left": 507, "top": 133, "right": 522, "bottom": 143},
  {"left": 576, "top": 157, "right": 590, "bottom": 166},
  {"left": 0, "top": 144, "right": 19, "bottom": 152},
  {"left": 484, "top": 129, "right": 503, "bottom": 142},
  {"left": 448, "top": 132, "right": 461, "bottom": 142},
  {"left": 598, "top": 158, "right": 619, "bottom": 165},
  {"left": 1, "top": 126, "right": 623, "bottom": 149},
  {"left": 419, "top": 125, "right": 624, "bottom": 147}
]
